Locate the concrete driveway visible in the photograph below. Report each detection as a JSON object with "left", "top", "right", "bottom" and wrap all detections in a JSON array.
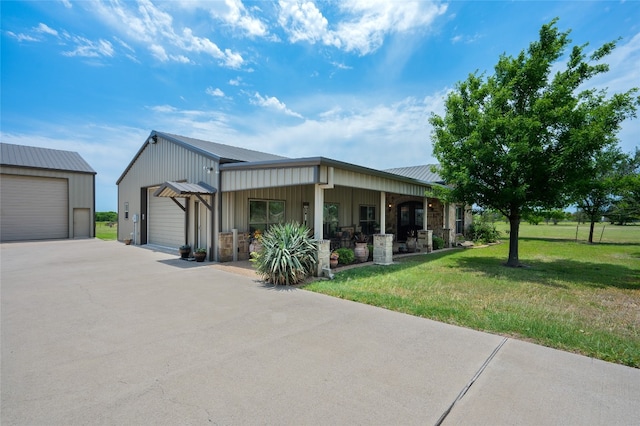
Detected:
[{"left": 1, "top": 239, "right": 638, "bottom": 425}]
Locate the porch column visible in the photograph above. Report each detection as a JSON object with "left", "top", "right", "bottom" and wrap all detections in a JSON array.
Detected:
[
  {"left": 314, "top": 183, "right": 324, "bottom": 241},
  {"left": 380, "top": 191, "right": 386, "bottom": 234},
  {"left": 424, "top": 197, "right": 429, "bottom": 230}
]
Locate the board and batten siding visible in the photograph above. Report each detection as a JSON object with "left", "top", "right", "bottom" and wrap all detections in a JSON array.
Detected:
[
  {"left": 117, "top": 136, "right": 218, "bottom": 242},
  {"left": 0, "top": 166, "right": 95, "bottom": 241}
]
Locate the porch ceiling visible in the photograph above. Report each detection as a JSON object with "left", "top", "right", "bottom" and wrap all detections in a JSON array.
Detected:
[{"left": 153, "top": 181, "right": 217, "bottom": 198}]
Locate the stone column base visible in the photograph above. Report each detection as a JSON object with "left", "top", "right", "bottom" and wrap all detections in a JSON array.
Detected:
[
  {"left": 373, "top": 234, "right": 394, "bottom": 265},
  {"left": 316, "top": 240, "right": 331, "bottom": 277}
]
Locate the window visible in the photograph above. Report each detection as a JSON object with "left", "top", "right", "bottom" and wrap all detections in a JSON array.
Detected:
[
  {"left": 455, "top": 206, "right": 464, "bottom": 234},
  {"left": 323, "top": 203, "right": 339, "bottom": 238},
  {"left": 249, "top": 200, "right": 285, "bottom": 233},
  {"left": 124, "top": 202, "right": 129, "bottom": 220},
  {"left": 359, "top": 205, "right": 376, "bottom": 235}
]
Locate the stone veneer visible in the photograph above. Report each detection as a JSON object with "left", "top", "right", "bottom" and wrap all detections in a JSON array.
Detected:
[
  {"left": 218, "top": 232, "right": 251, "bottom": 262},
  {"left": 373, "top": 234, "right": 394, "bottom": 265},
  {"left": 417, "top": 230, "right": 433, "bottom": 253},
  {"left": 316, "top": 240, "right": 331, "bottom": 277}
]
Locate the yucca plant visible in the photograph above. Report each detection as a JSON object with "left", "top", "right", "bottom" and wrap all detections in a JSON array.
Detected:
[{"left": 251, "top": 222, "right": 318, "bottom": 285}]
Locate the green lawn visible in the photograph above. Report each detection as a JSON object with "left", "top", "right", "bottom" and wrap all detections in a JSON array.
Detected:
[
  {"left": 305, "top": 223, "right": 640, "bottom": 367},
  {"left": 96, "top": 221, "right": 118, "bottom": 240}
]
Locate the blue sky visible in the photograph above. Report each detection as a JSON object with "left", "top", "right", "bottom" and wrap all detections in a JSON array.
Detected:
[{"left": 2, "top": 1, "right": 639, "bottom": 211}]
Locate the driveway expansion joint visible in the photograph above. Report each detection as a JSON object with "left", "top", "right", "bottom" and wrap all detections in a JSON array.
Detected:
[{"left": 435, "top": 337, "right": 508, "bottom": 426}]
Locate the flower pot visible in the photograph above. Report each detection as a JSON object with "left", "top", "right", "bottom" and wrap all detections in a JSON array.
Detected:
[
  {"left": 330, "top": 258, "right": 339, "bottom": 268},
  {"left": 179, "top": 247, "right": 191, "bottom": 259},
  {"left": 194, "top": 251, "right": 206, "bottom": 262},
  {"left": 354, "top": 242, "right": 369, "bottom": 263},
  {"left": 249, "top": 242, "right": 262, "bottom": 254}
]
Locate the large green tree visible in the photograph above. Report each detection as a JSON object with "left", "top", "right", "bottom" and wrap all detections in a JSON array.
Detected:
[
  {"left": 573, "top": 147, "right": 628, "bottom": 243},
  {"left": 430, "top": 18, "right": 639, "bottom": 266}
]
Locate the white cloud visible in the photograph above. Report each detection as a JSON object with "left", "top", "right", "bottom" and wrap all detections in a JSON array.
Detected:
[
  {"left": 277, "top": 0, "right": 447, "bottom": 55},
  {"left": 60, "top": 0, "right": 72, "bottom": 8},
  {"left": 206, "top": 87, "right": 225, "bottom": 97},
  {"left": 63, "top": 37, "right": 114, "bottom": 58},
  {"left": 229, "top": 77, "right": 242, "bottom": 86},
  {"left": 223, "top": 0, "right": 269, "bottom": 37},
  {"left": 91, "top": 0, "right": 244, "bottom": 67},
  {"left": 36, "top": 23, "right": 59, "bottom": 37},
  {"left": 250, "top": 92, "right": 304, "bottom": 118},
  {"left": 6, "top": 31, "right": 39, "bottom": 42},
  {"left": 278, "top": 0, "right": 341, "bottom": 47}
]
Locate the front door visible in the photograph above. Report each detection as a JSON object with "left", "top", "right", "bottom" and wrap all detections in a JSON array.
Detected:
[{"left": 397, "top": 201, "right": 424, "bottom": 242}]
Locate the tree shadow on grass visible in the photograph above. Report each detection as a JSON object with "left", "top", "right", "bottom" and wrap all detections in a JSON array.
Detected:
[{"left": 452, "top": 255, "right": 640, "bottom": 290}]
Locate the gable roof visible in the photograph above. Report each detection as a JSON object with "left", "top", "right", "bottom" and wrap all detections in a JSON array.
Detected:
[
  {"left": 384, "top": 164, "right": 444, "bottom": 184},
  {"left": 0, "top": 142, "right": 96, "bottom": 174},
  {"left": 117, "top": 130, "right": 286, "bottom": 184}
]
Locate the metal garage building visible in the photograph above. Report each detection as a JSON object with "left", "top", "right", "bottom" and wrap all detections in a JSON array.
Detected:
[{"left": 0, "top": 143, "right": 96, "bottom": 242}]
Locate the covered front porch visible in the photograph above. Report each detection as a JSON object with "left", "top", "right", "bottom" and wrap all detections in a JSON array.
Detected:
[{"left": 216, "top": 157, "right": 453, "bottom": 274}]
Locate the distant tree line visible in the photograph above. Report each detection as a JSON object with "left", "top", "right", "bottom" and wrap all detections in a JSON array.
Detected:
[{"left": 96, "top": 211, "right": 118, "bottom": 222}]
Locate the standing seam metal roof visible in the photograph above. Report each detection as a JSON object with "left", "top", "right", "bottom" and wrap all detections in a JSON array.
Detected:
[
  {"left": 0, "top": 142, "right": 96, "bottom": 174},
  {"left": 160, "top": 132, "right": 287, "bottom": 163},
  {"left": 384, "top": 165, "right": 444, "bottom": 184}
]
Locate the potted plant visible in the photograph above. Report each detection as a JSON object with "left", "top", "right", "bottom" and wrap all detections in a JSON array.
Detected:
[
  {"left": 249, "top": 229, "right": 263, "bottom": 254},
  {"left": 354, "top": 232, "right": 369, "bottom": 262},
  {"left": 194, "top": 248, "right": 207, "bottom": 262},
  {"left": 330, "top": 251, "right": 339, "bottom": 268},
  {"left": 179, "top": 244, "right": 191, "bottom": 259}
]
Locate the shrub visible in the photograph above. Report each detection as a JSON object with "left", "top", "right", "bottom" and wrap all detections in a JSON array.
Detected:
[
  {"left": 251, "top": 222, "right": 317, "bottom": 286},
  {"left": 467, "top": 214, "right": 501, "bottom": 243},
  {"left": 335, "top": 248, "right": 355, "bottom": 265},
  {"left": 432, "top": 236, "right": 445, "bottom": 250}
]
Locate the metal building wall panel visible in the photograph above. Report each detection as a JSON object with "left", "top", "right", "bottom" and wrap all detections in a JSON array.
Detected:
[
  {"left": 117, "top": 136, "right": 218, "bottom": 242},
  {"left": 0, "top": 166, "right": 95, "bottom": 239},
  {"left": 333, "top": 168, "right": 428, "bottom": 196},
  {"left": 221, "top": 167, "right": 316, "bottom": 191}
]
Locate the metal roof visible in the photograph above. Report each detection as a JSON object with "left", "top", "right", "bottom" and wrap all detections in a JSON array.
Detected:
[
  {"left": 158, "top": 132, "right": 286, "bottom": 163},
  {"left": 384, "top": 164, "right": 444, "bottom": 184},
  {"left": 0, "top": 142, "right": 96, "bottom": 174},
  {"left": 153, "top": 181, "right": 217, "bottom": 198}
]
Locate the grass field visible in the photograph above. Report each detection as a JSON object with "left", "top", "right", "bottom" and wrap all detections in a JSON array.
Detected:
[
  {"left": 305, "top": 222, "right": 640, "bottom": 367},
  {"left": 96, "top": 221, "right": 117, "bottom": 240}
]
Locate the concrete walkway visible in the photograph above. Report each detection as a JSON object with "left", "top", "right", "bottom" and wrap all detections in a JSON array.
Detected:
[{"left": 1, "top": 239, "right": 638, "bottom": 425}]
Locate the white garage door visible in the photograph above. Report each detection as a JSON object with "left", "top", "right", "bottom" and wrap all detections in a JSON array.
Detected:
[
  {"left": 148, "top": 188, "right": 185, "bottom": 249},
  {"left": 1, "top": 174, "right": 68, "bottom": 242}
]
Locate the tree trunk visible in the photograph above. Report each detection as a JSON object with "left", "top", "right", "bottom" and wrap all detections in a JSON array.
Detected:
[
  {"left": 507, "top": 215, "right": 520, "bottom": 267},
  {"left": 588, "top": 220, "right": 595, "bottom": 244}
]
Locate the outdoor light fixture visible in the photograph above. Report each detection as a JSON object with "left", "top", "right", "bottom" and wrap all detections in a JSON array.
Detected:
[
  {"left": 149, "top": 135, "right": 158, "bottom": 144},
  {"left": 204, "top": 166, "right": 214, "bottom": 173}
]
